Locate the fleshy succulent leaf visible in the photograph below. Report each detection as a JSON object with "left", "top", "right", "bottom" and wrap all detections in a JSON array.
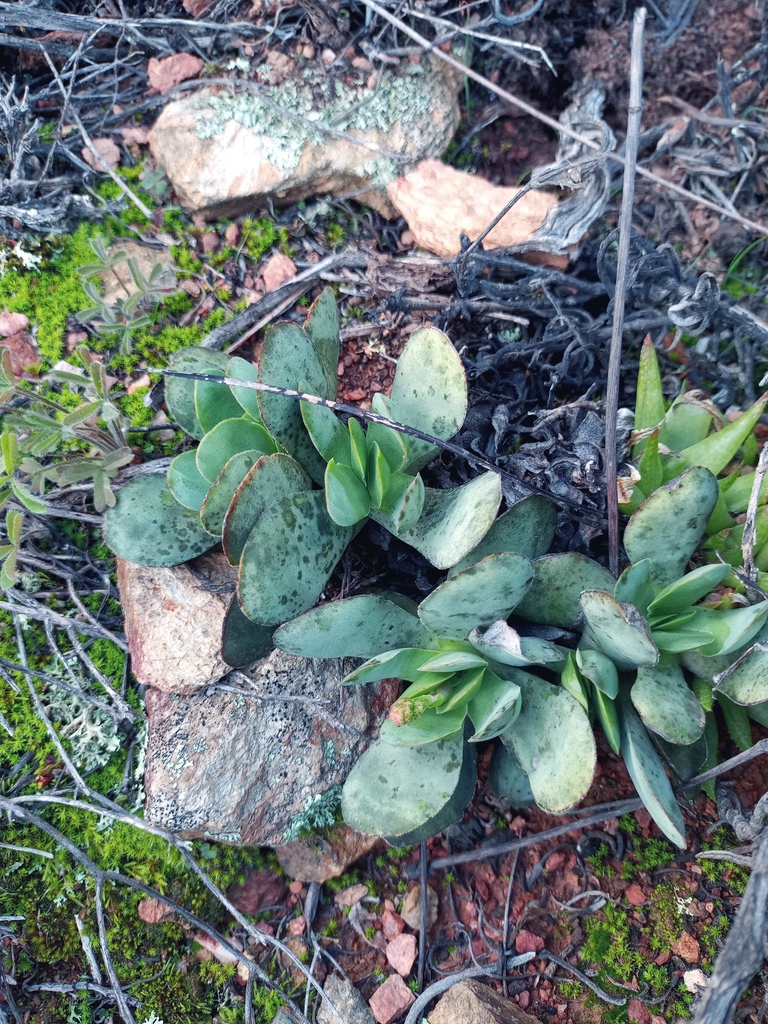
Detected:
[
  {"left": 343, "top": 648, "right": 439, "bottom": 686},
  {"left": 373, "top": 472, "right": 502, "bottom": 570},
  {"left": 418, "top": 552, "right": 534, "bottom": 638},
  {"left": 713, "top": 636, "right": 768, "bottom": 705},
  {"left": 196, "top": 417, "right": 279, "bottom": 483},
  {"left": 448, "top": 495, "right": 557, "bottom": 576},
  {"left": 633, "top": 337, "right": 666, "bottom": 446},
  {"left": 222, "top": 453, "right": 311, "bottom": 565},
  {"left": 488, "top": 742, "right": 536, "bottom": 807},
  {"left": 560, "top": 653, "right": 589, "bottom": 711},
  {"left": 679, "top": 392, "right": 767, "bottom": 476},
  {"left": 348, "top": 418, "right": 367, "bottom": 481},
  {"left": 380, "top": 705, "right": 468, "bottom": 745},
  {"left": 325, "top": 459, "right": 371, "bottom": 526},
  {"left": 619, "top": 693, "right": 686, "bottom": 848},
  {"left": 301, "top": 398, "right": 350, "bottom": 464},
  {"left": 500, "top": 675, "right": 596, "bottom": 813},
  {"left": 366, "top": 394, "right": 409, "bottom": 472},
  {"left": 624, "top": 466, "right": 719, "bottom": 587},
  {"left": 614, "top": 558, "right": 655, "bottom": 614},
  {"left": 258, "top": 322, "right": 330, "bottom": 482},
  {"left": 227, "top": 356, "right": 263, "bottom": 421},
  {"left": 687, "top": 603, "right": 768, "bottom": 658},
  {"left": 522, "top": 553, "right": 616, "bottom": 628},
  {"left": 104, "top": 473, "right": 216, "bottom": 567},
  {"left": 593, "top": 687, "right": 621, "bottom": 754},
  {"left": 167, "top": 449, "right": 211, "bottom": 512},
  {"left": 195, "top": 375, "right": 243, "bottom": 433},
  {"left": 303, "top": 287, "right": 340, "bottom": 396},
  {"left": 468, "top": 620, "right": 564, "bottom": 668},
  {"left": 341, "top": 732, "right": 474, "bottom": 843},
  {"left": 377, "top": 472, "right": 425, "bottom": 534},
  {"left": 366, "top": 442, "right": 390, "bottom": 509},
  {"left": 238, "top": 489, "right": 353, "bottom": 624},
  {"left": 631, "top": 660, "right": 706, "bottom": 745},
  {"left": 647, "top": 563, "right": 731, "bottom": 619},
  {"left": 221, "top": 595, "right": 274, "bottom": 668},
  {"left": 466, "top": 667, "right": 522, "bottom": 741},
  {"left": 165, "top": 347, "right": 229, "bottom": 440},
  {"left": 575, "top": 647, "right": 618, "bottom": 698},
  {"left": 579, "top": 591, "right": 658, "bottom": 671},
  {"left": 200, "top": 450, "right": 263, "bottom": 535}
]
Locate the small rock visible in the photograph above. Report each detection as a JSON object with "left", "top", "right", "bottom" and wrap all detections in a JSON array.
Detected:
[
  {"left": 386, "top": 932, "right": 417, "bottom": 977},
  {"left": 381, "top": 908, "right": 406, "bottom": 939},
  {"left": 120, "top": 126, "right": 151, "bottom": 146},
  {"left": 227, "top": 869, "right": 288, "bottom": 916},
  {"left": 183, "top": 0, "right": 214, "bottom": 12},
  {"left": 515, "top": 930, "right": 544, "bottom": 955},
  {"left": 2, "top": 331, "right": 38, "bottom": 377},
  {"left": 673, "top": 931, "right": 701, "bottom": 964},
  {"left": 288, "top": 916, "right": 306, "bottom": 936},
  {"left": 82, "top": 137, "right": 120, "bottom": 171},
  {"left": 634, "top": 808, "right": 652, "bottom": 830},
  {"left": 627, "top": 997, "right": 651, "bottom": 1024},
  {"left": 148, "top": 53, "right": 204, "bottom": 94},
  {"left": 224, "top": 223, "right": 240, "bottom": 246},
  {"left": 321, "top": 48, "right": 337, "bottom": 64},
  {"left": 180, "top": 279, "right": 201, "bottom": 296},
  {"left": 276, "top": 821, "right": 387, "bottom": 883},
  {"left": 318, "top": 974, "right": 375, "bottom": 1024},
  {"left": 137, "top": 897, "right": 175, "bottom": 924},
  {"left": 279, "top": 936, "right": 310, "bottom": 986},
  {"left": 518, "top": 990, "right": 531, "bottom": 1009},
  {"left": 261, "top": 252, "right": 297, "bottom": 292},
  {"left": 428, "top": 979, "right": 542, "bottom": 1024},
  {"left": 201, "top": 230, "right": 219, "bottom": 253},
  {"left": 0, "top": 310, "right": 29, "bottom": 337},
  {"left": 625, "top": 883, "right": 646, "bottom": 906},
  {"left": 368, "top": 974, "right": 415, "bottom": 1024},
  {"left": 683, "top": 969, "right": 708, "bottom": 994},
  {"left": 399, "top": 885, "right": 438, "bottom": 932},
  {"left": 65, "top": 330, "right": 89, "bottom": 353},
  {"left": 386, "top": 159, "right": 557, "bottom": 258},
  {"left": 334, "top": 883, "right": 369, "bottom": 907}
]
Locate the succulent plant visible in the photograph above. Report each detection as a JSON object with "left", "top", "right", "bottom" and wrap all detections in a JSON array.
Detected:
[
  {"left": 272, "top": 495, "right": 601, "bottom": 843},
  {"left": 104, "top": 290, "right": 503, "bottom": 663}
]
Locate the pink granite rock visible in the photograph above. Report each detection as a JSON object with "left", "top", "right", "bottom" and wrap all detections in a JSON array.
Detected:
[
  {"left": 369, "top": 975, "right": 415, "bottom": 1024},
  {"left": 385, "top": 933, "right": 417, "bottom": 977}
]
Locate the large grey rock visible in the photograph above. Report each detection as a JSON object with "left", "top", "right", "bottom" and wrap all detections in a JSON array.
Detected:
[
  {"left": 143, "top": 649, "right": 396, "bottom": 846},
  {"left": 318, "top": 974, "right": 375, "bottom": 1024},
  {"left": 148, "top": 54, "right": 462, "bottom": 220}
]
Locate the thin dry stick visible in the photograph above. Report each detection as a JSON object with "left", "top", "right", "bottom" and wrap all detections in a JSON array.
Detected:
[
  {"left": 741, "top": 440, "right": 768, "bottom": 582},
  {"left": 360, "top": 0, "right": 768, "bottom": 238},
  {"left": 606, "top": 7, "right": 647, "bottom": 576},
  {"left": 41, "top": 50, "right": 154, "bottom": 220}
]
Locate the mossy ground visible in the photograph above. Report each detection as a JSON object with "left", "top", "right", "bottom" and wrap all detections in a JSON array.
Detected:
[{"left": 0, "top": 166, "right": 304, "bottom": 1023}]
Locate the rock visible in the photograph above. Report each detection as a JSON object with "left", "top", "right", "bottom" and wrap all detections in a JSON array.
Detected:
[
  {"left": 0, "top": 310, "right": 29, "bottom": 337},
  {"left": 201, "top": 231, "right": 219, "bottom": 253},
  {"left": 386, "top": 160, "right": 557, "bottom": 258},
  {"left": 400, "top": 885, "right": 438, "bottom": 932},
  {"left": 624, "top": 883, "right": 646, "bottom": 906},
  {"left": 120, "top": 126, "right": 151, "bottom": 146},
  {"left": 627, "top": 997, "right": 651, "bottom": 1024},
  {"left": 275, "top": 822, "right": 385, "bottom": 883},
  {"left": 514, "top": 930, "right": 544, "bottom": 955},
  {"left": 117, "top": 553, "right": 235, "bottom": 696},
  {"left": 227, "top": 869, "right": 288, "bottom": 916},
  {"left": 143, "top": 656, "right": 392, "bottom": 845},
  {"left": 683, "top": 969, "right": 708, "bottom": 994},
  {"left": 102, "top": 241, "right": 176, "bottom": 305},
  {"left": 137, "top": 897, "right": 175, "bottom": 924},
  {"left": 333, "top": 883, "right": 369, "bottom": 907},
  {"left": 182, "top": 0, "right": 215, "bottom": 14},
  {"left": 319, "top": 974, "right": 375, "bottom": 1024},
  {"left": 386, "top": 932, "right": 417, "bottom": 977},
  {"left": 427, "top": 979, "right": 542, "bottom": 1024},
  {"left": 369, "top": 974, "right": 415, "bottom": 1024},
  {"left": 148, "top": 53, "right": 204, "bottom": 94},
  {"left": 673, "top": 931, "right": 701, "bottom": 963},
  {"left": 82, "top": 137, "right": 120, "bottom": 171},
  {"left": 261, "top": 252, "right": 297, "bottom": 292},
  {"left": 1, "top": 330, "right": 38, "bottom": 377},
  {"left": 148, "top": 53, "right": 462, "bottom": 220},
  {"left": 381, "top": 908, "right": 406, "bottom": 939}
]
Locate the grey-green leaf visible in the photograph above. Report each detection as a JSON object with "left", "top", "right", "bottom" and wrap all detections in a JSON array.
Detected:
[
  {"left": 487, "top": 742, "right": 536, "bottom": 808},
  {"left": 580, "top": 591, "right": 659, "bottom": 671},
  {"left": 303, "top": 287, "right": 340, "bottom": 397},
  {"left": 274, "top": 593, "right": 432, "bottom": 659},
  {"left": 238, "top": 489, "right": 353, "bottom": 625},
  {"left": 714, "top": 636, "right": 768, "bottom": 706},
  {"left": 227, "top": 355, "right": 263, "bottom": 421},
  {"left": 467, "top": 667, "right": 522, "bottom": 741},
  {"left": 624, "top": 467, "right": 719, "bottom": 587},
  {"left": 469, "top": 620, "right": 564, "bottom": 668},
  {"left": 165, "top": 347, "right": 229, "bottom": 440},
  {"left": 222, "top": 453, "right": 311, "bottom": 565},
  {"left": 448, "top": 495, "right": 557, "bottom": 576},
  {"left": 373, "top": 472, "right": 502, "bottom": 569},
  {"left": 167, "top": 449, "right": 211, "bottom": 512},
  {"left": 196, "top": 417, "right": 278, "bottom": 483},
  {"left": 104, "top": 473, "right": 216, "bottom": 567},
  {"left": 221, "top": 595, "right": 274, "bottom": 668},
  {"left": 200, "top": 450, "right": 263, "bottom": 536},
  {"left": 522, "top": 553, "right": 616, "bottom": 628},
  {"left": 631, "top": 660, "right": 705, "bottom": 745},
  {"left": 500, "top": 675, "right": 596, "bottom": 813},
  {"left": 341, "top": 732, "right": 473, "bottom": 843},
  {"left": 619, "top": 694, "right": 686, "bottom": 848},
  {"left": 418, "top": 552, "right": 533, "bottom": 638}
]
